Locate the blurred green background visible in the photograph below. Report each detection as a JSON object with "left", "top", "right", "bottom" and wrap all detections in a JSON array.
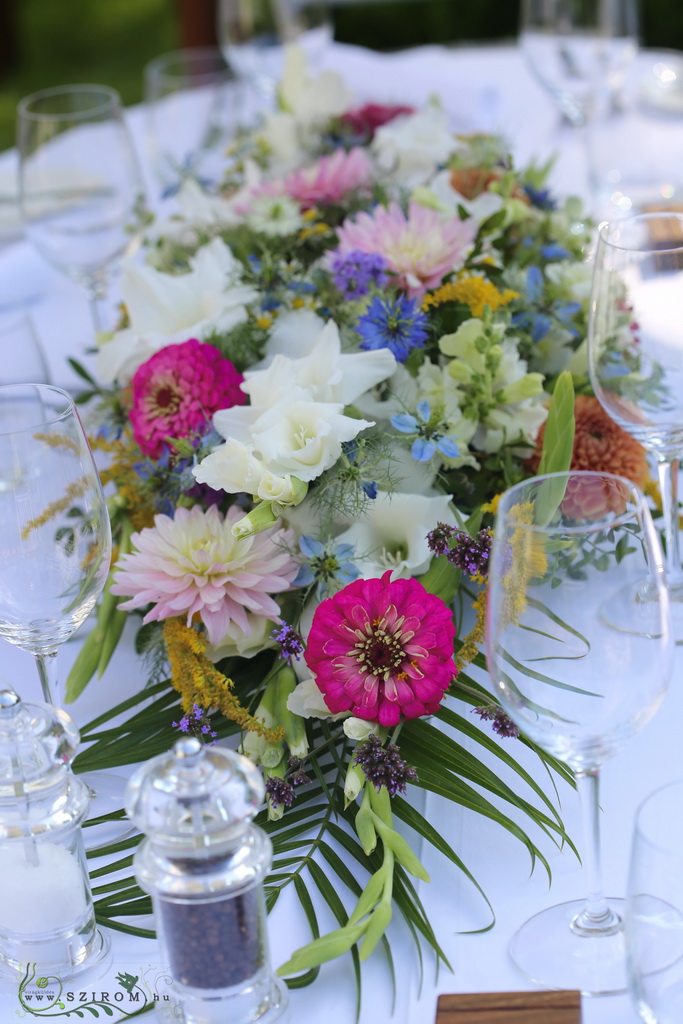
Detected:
[{"left": 0, "top": 0, "right": 681, "bottom": 152}]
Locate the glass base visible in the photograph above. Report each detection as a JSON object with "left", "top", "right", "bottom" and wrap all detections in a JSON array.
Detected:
[
  {"left": 0, "top": 925, "right": 110, "bottom": 982},
  {"left": 599, "top": 578, "right": 682, "bottom": 642},
  {"left": 81, "top": 772, "right": 136, "bottom": 851},
  {"left": 509, "top": 897, "right": 627, "bottom": 995}
]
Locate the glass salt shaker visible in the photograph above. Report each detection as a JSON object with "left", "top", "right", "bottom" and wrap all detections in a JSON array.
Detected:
[
  {"left": 126, "top": 737, "right": 287, "bottom": 1024},
  {"left": 0, "top": 689, "right": 107, "bottom": 975}
]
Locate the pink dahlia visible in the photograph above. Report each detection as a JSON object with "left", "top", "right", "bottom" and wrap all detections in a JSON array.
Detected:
[
  {"left": 283, "top": 148, "right": 374, "bottom": 209},
  {"left": 130, "top": 339, "right": 245, "bottom": 458},
  {"left": 305, "top": 571, "right": 457, "bottom": 727},
  {"left": 336, "top": 201, "right": 477, "bottom": 298},
  {"left": 340, "top": 103, "right": 415, "bottom": 138},
  {"left": 111, "top": 505, "right": 299, "bottom": 644}
]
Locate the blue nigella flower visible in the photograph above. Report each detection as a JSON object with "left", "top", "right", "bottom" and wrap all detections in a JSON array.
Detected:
[
  {"left": 356, "top": 294, "right": 429, "bottom": 363},
  {"left": 295, "top": 535, "right": 361, "bottom": 598},
  {"left": 391, "top": 401, "right": 460, "bottom": 463},
  {"left": 342, "top": 439, "right": 378, "bottom": 500},
  {"left": 288, "top": 280, "right": 317, "bottom": 295},
  {"left": 523, "top": 184, "right": 557, "bottom": 210},
  {"left": 541, "top": 242, "right": 570, "bottom": 260}
]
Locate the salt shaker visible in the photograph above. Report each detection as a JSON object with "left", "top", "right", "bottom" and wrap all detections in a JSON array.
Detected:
[
  {"left": 126, "top": 737, "right": 287, "bottom": 1024},
  {"left": 0, "top": 689, "right": 106, "bottom": 975}
]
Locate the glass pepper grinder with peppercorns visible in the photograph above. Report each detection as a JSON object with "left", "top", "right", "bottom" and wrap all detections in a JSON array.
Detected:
[{"left": 126, "top": 736, "right": 287, "bottom": 1024}]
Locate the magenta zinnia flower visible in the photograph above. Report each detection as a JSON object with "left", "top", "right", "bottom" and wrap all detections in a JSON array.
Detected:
[
  {"left": 336, "top": 201, "right": 477, "bottom": 298},
  {"left": 283, "top": 148, "right": 374, "bottom": 208},
  {"left": 340, "top": 103, "right": 415, "bottom": 138},
  {"left": 111, "top": 505, "right": 299, "bottom": 644},
  {"left": 305, "top": 571, "right": 457, "bottom": 727},
  {"left": 130, "top": 338, "right": 245, "bottom": 458}
]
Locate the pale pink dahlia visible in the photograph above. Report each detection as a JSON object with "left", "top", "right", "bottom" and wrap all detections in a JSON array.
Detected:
[
  {"left": 283, "top": 148, "right": 374, "bottom": 208},
  {"left": 111, "top": 505, "right": 298, "bottom": 644},
  {"left": 336, "top": 201, "right": 477, "bottom": 298},
  {"left": 130, "top": 339, "right": 245, "bottom": 458},
  {"left": 305, "top": 571, "right": 457, "bottom": 727}
]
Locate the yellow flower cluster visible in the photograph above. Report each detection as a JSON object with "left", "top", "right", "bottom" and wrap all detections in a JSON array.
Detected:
[
  {"left": 93, "top": 435, "right": 158, "bottom": 532},
  {"left": 455, "top": 585, "right": 488, "bottom": 672},
  {"left": 423, "top": 275, "right": 518, "bottom": 317},
  {"left": 163, "top": 617, "right": 285, "bottom": 743}
]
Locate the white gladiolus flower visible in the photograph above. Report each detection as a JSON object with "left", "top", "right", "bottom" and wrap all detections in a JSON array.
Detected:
[
  {"left": 372, "top": 102, "right": 455, "bottom": 188},
  {"left": 243, "top": 320, "right": 396, "bottom": 407},
  {"left": 96, "top": 238, "right": 257, "bottom": 383},
  {"left": 262, "top": 308, "right": 327, "bottom": 361},
  {"left": 336, "top": 491, "right": 459, "bottom": 580}
]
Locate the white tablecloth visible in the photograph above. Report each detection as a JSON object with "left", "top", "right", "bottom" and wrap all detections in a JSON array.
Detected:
[{"left": 2, "top": 39, "right": 683, "bottom": 1024}]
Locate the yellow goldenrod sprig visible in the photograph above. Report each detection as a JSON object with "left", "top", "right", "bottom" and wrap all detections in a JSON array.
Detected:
[
  {"left": 21, "top": 476, "right": 89, "bottom": 540},
  {"left": 163, "top": 617, "right": 284, "bottom": 743}
]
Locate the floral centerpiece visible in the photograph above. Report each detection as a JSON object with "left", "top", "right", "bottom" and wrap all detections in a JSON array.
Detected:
[{"left": 64, "top": 49, "right": 649, "bottom": 986}]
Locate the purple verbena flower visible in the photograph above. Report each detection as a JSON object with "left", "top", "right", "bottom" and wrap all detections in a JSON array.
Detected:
[
  {"left": 353, "top": 734, "right": 418, "bottom": 797},
  {"left": 427, "top": 522, "right": 458, "bottom": 557},
  {"left": 473, "top": 705, "right": 520, "bottom": 739},
  {"left": 265, "top": 775, "right": 295, "bottom": 808},
  {"left": 446, "top": 527, "right": 493, "bottom": 578},
  {"left": 172, "top": 704, "right": 218, "bottom": 744},
  {"left": 271, "top": 622, "right": 305, "bottom": 661}
]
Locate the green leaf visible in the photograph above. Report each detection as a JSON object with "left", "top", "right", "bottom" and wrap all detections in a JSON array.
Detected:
[{"left": 535, "top": 369, "right": 576, "bottom": 524}]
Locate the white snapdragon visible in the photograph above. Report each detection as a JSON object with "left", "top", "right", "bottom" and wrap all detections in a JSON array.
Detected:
[{"left": 96, "top": 238, "right": 257, "bottom": 383}]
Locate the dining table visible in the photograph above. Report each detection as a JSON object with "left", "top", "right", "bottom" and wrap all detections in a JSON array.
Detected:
[{"left": 1, "top": 36, "right": 683, "bottom": 1024}]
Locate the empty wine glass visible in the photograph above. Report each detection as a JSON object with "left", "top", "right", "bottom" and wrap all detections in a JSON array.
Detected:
[
  {"left": 626, "top": 779, "right": 683, "bottom": 1022},
  {"left": 589, "top": 212, "right": 683, "bottom": 637},
  {"left": 0, "top": 305, "right": 50, "bottom": 385},
  {"left": 17, "top": 85, "right": 144, "bottom": 332},
  {"left": 0, "top": 384, "right": 129, "bottom": 847},
  {"left": 217, "top": 0, "right": 332, "bottom": 107},
  {"left": 144, "top": 46, "right": 239, "bottom": 195},
  {"left": 486, "top": 470, "right": 672, "bottom": 994},
  {"left": 0, "top": 385, "right": 110, "bottom": 672},
  {"left": 519, "top": 0, "right": 638, "bottom": 127}
]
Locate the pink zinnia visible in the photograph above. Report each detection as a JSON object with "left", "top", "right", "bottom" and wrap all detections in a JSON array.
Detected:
[
  {"left": 305, "top": 571, "right": 457, "bottom": 727},
  {"left": 340, "top": 103, "right": 415, "bottom": 138},
  {"left": 130, "top": 339, "right": 245, "bottom": 458},
  {"left": 283, "top": 148, "right": 374, "bottom": 209},
  {"left": 336, "top": 201, "right": 477, "bottom": 298},
  {"left": 111, "top": 505, "right": 299, "bottom": 644}
]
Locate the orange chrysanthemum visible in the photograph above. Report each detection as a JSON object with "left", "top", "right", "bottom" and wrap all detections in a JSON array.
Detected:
[{"left": 529, "top": 395, "right": 648, "bottom": 488}]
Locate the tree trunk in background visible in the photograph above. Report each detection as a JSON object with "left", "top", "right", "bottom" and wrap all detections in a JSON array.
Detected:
[
  {"left": 0, "top": 0, "right": 18, "bottom": 76},
  {"left": 176, "top": 0, "right": 217, "bottom": 47}
]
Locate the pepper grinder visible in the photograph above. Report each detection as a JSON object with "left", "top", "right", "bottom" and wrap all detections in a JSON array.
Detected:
[
  {"left": 126, "top": 737, "right": 287, "bottom": 1024},
  {"left": 0, "top": 689, "right": 107, "bottom": 975}
]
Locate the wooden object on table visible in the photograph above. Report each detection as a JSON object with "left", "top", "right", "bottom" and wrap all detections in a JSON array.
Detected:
[
  {"left": 435, "top": 990, "right": 582, "bottom": 1023},
  {"left": 175, "top": 0, "right": 218, "bottom": 48}
]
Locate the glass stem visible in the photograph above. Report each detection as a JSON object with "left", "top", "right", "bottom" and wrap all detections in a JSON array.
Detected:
[
  {"left": 34, "top": 650, "right": 59, "bottom": 706},
  {"left": 657, "top": 457, "right": 683, "bottom": 587},
  {"left": 86, "top": 275, "right": 108, "bottom": 335},
  {"left": 571, "top": 769, "right": 621, "bottom": 936}
]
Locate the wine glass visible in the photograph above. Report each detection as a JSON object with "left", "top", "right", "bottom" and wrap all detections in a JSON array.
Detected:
[
  {"left": 17, "top": 85, "right": 144, "bottom": 332},
  {"left": 0, "top": 384, "right": 128, "bottom": 846},
  {"left": 589, "top": 212, "right": 683, "bottom": 637},
  {"left": 625, "top": 778, "right": 683, "bottom": 1022},
  {"left": 144, "top": 46, "right": 239, "bottom": 196},
  {"left": 519, "top": 0, "right": 638, "bottom": 127},
  {"left": 486, "top": 470, "right": 673, "bottom": 994},
  {"left": 217, "top": 0, "right": 332, "bottom": 108},
  {"left": 0, "top": 305, "right": 51, "bottom": 385}
]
